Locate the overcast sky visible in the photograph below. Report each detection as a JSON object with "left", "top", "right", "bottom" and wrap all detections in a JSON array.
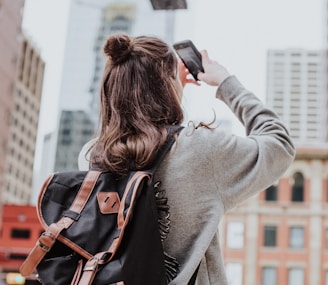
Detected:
[{"left": 22, "top": 0, "right": 325, "bottom": 174}]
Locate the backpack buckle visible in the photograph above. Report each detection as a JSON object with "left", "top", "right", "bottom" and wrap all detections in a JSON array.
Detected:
[
  {"left": 37, "top": 232, "right": 55, "bottom": 252},
  {"left": 83, "top": 256, "right": 99, "bottom": 271},
  {"left": 37, "top": 241, "right": 51, "bottom": 252}
]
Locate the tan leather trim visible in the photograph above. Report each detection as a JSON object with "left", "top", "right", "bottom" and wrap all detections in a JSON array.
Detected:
[
  {"left": 77, "top": 270, "right": 96, "bottom": 285},
  {"left": 57, "top": 234, "right": 92, "bottom": 260},
  {"left": 97, "top": 192, "right": 120, "bottom": 214},
  {"left": 19, "top": 232, "right": 56, "bottom": 276},
  {"left": 70, "top": 171, "right": 101, "bottom": 213},
  {"left": 108, "top": 238, "right": 119, "bottom": 254},
  {"left": 20, "top": 218, "right": 75, "bottom": 276},
  {"left": 37, "top": 173, "right": 55, "bottom": 229},
  {"left": 71, "top": 259, "right": 83, "bottom": 285},
  {"left": 36, "top": 171, "right": 102, "bottom": 259},
  {"left": 100, "top": 172, "right": 150, "bottom": 263},
  {"left": 77, "top": 255, "right": 101, "bottom": 285},
  {"left": 21, "top": 171, "right": 102, "bottom": 276},
  {"left": 117, "top": 171, "right": 150, "bottom": 229}
]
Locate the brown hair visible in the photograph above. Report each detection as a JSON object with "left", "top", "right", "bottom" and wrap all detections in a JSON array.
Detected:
[{"left": 92, "top": 34, "right": 183, "bottom": 174}]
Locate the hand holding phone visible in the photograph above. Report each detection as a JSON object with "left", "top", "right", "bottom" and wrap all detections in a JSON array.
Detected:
[{"left": 173, "top": 40, "right": 204, "bottom": 81}]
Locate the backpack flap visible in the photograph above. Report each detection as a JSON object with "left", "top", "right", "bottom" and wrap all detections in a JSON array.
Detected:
[{"left": 20, "top": 171, "right": 102, "bottom": 276}]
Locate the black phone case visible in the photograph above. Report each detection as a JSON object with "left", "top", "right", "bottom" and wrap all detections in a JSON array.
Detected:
[{"left": 173, "top": 40, "right": 204, "bottom": 80}]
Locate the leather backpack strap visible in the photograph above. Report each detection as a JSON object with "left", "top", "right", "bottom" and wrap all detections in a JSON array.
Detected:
[
  {"left": 20, "top": 170, "right": 101, "bottom": 277},
  {"left": 147, "top": 125, "right": 183, "bottom": 173},
  {"left": 77, "top": 171, "right": 150, "bottom": 285}
]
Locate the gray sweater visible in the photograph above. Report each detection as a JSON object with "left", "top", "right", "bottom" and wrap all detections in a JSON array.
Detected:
[{"left": 78, "top": 76, "right": 295, "bottom": 285}]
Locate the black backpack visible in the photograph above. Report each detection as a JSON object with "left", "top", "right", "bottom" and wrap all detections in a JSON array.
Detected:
[{"left": 20, "top": 126, "right": 198, "bottom": 285}]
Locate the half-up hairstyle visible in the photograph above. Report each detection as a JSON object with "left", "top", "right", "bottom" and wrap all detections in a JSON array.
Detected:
[{"left": 92, "top": 33, "right": 183, "bottom": 174}]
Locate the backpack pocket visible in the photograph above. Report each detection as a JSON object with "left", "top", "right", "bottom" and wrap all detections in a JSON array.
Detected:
[{"left": 37, "top": 253, "right": 82, "bottom": 285}]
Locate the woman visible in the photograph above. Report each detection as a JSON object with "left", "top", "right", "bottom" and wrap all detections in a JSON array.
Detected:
[{"left": 79, "top": 34, "right": 295, "bottom": 284}]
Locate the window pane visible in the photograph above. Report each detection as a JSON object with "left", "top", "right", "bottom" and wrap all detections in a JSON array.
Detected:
[
  {"left": 227, "top": 222, "right": 244, "bottom": 249},
  {"left": 289, "top": 227, "right": 304, "bottom": 249},
  {"left": 226, "top": 263, "right": 242, "bottom": 285},
  {"left": 325, "top": 271, "right": 328, "bottom": 285},
  {"left": 11, "top": 229, "right": 30, "bottom": 239},
  {"left": 265, "top": 185, "right": 278, "bottom": 201},
  {"left": 288, "top": 268, "right": 304, "bottom": 285},
  {"left": 262, "top": 267, "right": 277, "bottom": 285},
  {"left": 264, "top": 226, "right": 277, "bottom": 247},
  {"left": 292, "top": 172, "right": 304, "bottom": 202}
]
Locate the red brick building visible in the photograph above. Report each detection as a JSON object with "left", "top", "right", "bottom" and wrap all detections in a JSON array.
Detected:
[
  {"left": 222, "top": 147, "right": 328, "bottom": 285},
  {"left": 0, "top": 205, "right": 42, "bottom": 284}
]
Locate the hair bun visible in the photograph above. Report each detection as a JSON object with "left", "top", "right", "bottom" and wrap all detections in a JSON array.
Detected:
[{"left": 104, "top": 34, "right": 132, "bottom": 64}]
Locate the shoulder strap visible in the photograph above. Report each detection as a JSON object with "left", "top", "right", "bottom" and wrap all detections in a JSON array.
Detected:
[
  {"left": 90, "top": 125, "right": 183, "bottom": 172},
  {"left": 147, "top": 125, "right": 183, "bottom": 173}
]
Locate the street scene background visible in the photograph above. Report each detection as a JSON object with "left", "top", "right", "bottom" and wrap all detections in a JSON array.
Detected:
[{"left": 0, "top": 0, "right": 327, "bottom": 284}]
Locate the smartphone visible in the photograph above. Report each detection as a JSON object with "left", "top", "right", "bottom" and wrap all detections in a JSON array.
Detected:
[{"left": 173, "top": 40, "right": 204, "bottom": 81}]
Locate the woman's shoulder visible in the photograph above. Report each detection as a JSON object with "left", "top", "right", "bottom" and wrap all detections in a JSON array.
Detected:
[
  {"left": 179, "top": 121, "right": 231, "bottom": 145},
  {"left": 174, "top": 121, "right": 233, "bottom": 160}
]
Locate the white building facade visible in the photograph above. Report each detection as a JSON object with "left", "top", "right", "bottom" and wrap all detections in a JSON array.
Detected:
[{"left": 266, "top": 49, "right": 327, "bottom": 146}]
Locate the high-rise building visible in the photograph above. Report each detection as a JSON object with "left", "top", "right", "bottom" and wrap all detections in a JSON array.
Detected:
[
  {"left": 89, "top": 2, "right": 136, "bottom": 122},
  {"left": 266, "top": 49, "right": 327, "bottom": 146},
  {"left": 54, "top": 110, "right": 95, "bottom": 172},
  {"left": 0, "top": 0, "right": 44, "bottom": 205},
  {"left": 0, "top": 0, "right": 25, "bottom": 203},
  {"left": 0, "top": 204, "right": 42, "bottom": 283},
  {"left": 0, "top": 0, "right": 25, "bottom": 159},
  {"left": 2, "top": 36, "right": 45, "bottom": 204},
  {"left": 57, "top": 0, "right": 169, "bottom": 114}
]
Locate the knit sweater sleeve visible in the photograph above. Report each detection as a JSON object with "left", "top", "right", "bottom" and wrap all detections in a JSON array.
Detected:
[{"left": 212, "top": 76, "right": 295, "bottom": 212}]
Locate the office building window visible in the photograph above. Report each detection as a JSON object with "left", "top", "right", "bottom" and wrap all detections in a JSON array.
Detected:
[
  {"left": 262, "top": 267, "right": 277, "bottom": 285},
  {"left": 226, "top": 222, "right": 244, "bottom": 249},
  {"left": 110, "top": 15, "right": 130, "bottom": 33},
  {"left": 292, "top": 172, "right": 304, "bottom": 202},
  {"left": 9, "top": 253, "right": 28, "bottom": 260},
  {"left": 325, "top": 271, "right": 328, "bottom": 285},
  {"left": 265, "top": 185, "right": 278, "bottom": 201},
  {"left": 289, "top": 226, "right": 304, "bottom": 249},
  {"left": 288, "top": 268, "right": 304, "bottom": 285},
  {"left": 226, "top": 262, "right": 242, "bottom": 285},
  {"left": 325, "top": 229, "right": 328, "bottom": 249},
  {"left": 264, "top": 225, "right": 277, "bottom": 247}
]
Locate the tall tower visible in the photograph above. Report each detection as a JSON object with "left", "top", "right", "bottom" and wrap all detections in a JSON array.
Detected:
[
  {"left": 89, "top": 2, "right": 136, "bottom": 122},
  {"left": 57, "top": 0, "right": 169, "bottom": 114},
  {"left": 2, "top": 36, "right": 45, "bottom": 204},
  {"left": 266, "top": 49, "right": 327, "bottom": 146},
  {"left": 0, "top": 0, "right": 44, "bottom": 204},
  {"left": 0, "top": 0, "right": 28, "bottom": 204},
  {"left": 54, "top": 110, "right": 95, "bottom": 171}
]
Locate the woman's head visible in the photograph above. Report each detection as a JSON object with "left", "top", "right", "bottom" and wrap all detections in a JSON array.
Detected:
[
  {"left": 94, "top": 34, "right": 184, "bottom": 174},
  {"left": 100, "top": 33, "right": 183, "bottom": 128}
]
